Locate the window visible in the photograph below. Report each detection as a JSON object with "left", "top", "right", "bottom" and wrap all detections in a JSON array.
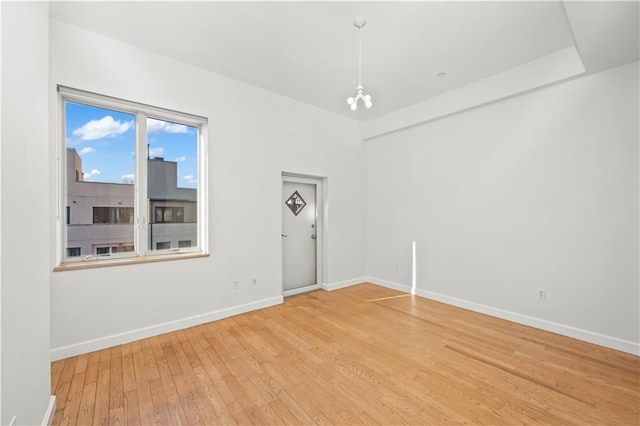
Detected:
[
  {"left": 58, "top": 86, "right": 208, "bottom": 265},
  {"left": 111, "top": 245, "right": 134, "bottom": 253},
  {"left": 94, "top": 245, "right": 134, "bottom": 255},
  {"left": 96, "top": 247, "right": 110, "bottom": 256},
  {"left": 93, "top": 207, "right": 134, "bottom": 224},
  {"left": 156, "top": 241, "right": 171, "bottom": 250},
  {"left": 154, "top": 206, "right": 184, "bottom": 223}
]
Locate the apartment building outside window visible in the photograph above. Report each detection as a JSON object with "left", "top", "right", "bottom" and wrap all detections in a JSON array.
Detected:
[{"left": 58, "top": 87, "right": 208, "bottom": 265}]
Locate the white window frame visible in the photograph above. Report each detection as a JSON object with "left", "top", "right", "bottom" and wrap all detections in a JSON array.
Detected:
[{"left": 57, "top": 86, "right": 209, "bottom": 267}]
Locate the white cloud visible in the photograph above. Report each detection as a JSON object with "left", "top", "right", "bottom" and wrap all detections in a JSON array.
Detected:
[
  {"left": 182, "top": 174, "right": 197, "bottom": 183},
  {"left": 83, "top": 169, "right": 101, "bottom": 180},
  {"left": 121, "top": 174, "right": 135, "bottom": 184},
  {"left": 149, "top": 147, "right": 164, "bottom": 157},
  {"left": 175, "top": 156, "right": 187, "bottom": 162},
  {"left": 147, "top": 118, "right": 189, "bottom": 134},
  {"left": 78, "top": 147, "right": 95, "bottom": 155},
  {"left": 72, "top": 116, "right": 133, "bottom": 141}
]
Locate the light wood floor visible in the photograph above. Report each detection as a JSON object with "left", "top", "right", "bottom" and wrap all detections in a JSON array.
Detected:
[{"left": 51, "top": 283, "right": 639, "bottom": 425}]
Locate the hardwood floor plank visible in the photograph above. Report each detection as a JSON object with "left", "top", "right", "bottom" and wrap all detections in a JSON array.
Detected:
[
  {"left": 51, "top": 283, "right": 640, "bottom": 425},
  {"left": 149, "top": 336, "right": 189, "bottom": 424},
  {"left": 76, "top": 381, "right": 97, "bottom": 426},
  {"left": 168, "top": 332, "right": 219, "bottom": 424},
  {"left": 50, "top": 356, "right": 65, "bottom": 394},
  {"left": 183, "top": 328, "right": 237, "bottom": 424},
  {"left": 60, "top": 371, "right": 85, "bottom": 425},
  {"left": 53, "top": 356, "right": 78, "bottom": 413},
  {"left": 131, "top": 340, "right": 157, "bottom": 423},
  {"left": 74, "top": 353, "right": 90, "bottom": 375},
  {"left": 122, "top": 389, "right": 141, "bottom": 426},
  {"left": 147, "top": 377, "right": 175, "bottom": 425},
  {"left": 108, "top": 346, "right": 124, "bottom": 426},
  {"left": 92, "top": 348, "right": 112, "bottom": 426},
  {"left": 120, "top": 343, "right": 136, "bottom": 393},
  {"left": 74, "top": 354, "right": 100, "bottom": 425}
]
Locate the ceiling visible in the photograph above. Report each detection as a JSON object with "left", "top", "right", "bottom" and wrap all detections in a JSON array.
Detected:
[{"left": 49, "top": 1, "right": 639, "bottom": 122}]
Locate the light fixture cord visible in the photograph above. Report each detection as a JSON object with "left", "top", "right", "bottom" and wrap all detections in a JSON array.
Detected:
[{"left": 357, "top": 25, "right": 362, "bottom": 87}]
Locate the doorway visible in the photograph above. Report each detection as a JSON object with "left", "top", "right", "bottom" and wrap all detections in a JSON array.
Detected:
[{"left": 281, "top": 175, "right": 322, "bottom": 296}]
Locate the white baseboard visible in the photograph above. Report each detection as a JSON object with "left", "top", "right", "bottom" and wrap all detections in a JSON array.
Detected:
[
  {"left": 50, "top": 296, "right": 283, "bottom": 361},
  {"left": 365, "top": 277, "right": 639, "bottom": 356},
  {"left": 366, "top": 276, "right": 412, "bottom": 293},
  {"left": 416, "top": 288, "right": 640, "bottom": 356},
  {"left": 322, "top": 276, "right": 412, "bottom": 293},
  {"left": 283, "top": 283, "right": 321, "bottom": 297},
  {"left": 322, "top": 276, "right": 368, "bottom": 291},
  {"left": 42, "top": 396, "right": 56, "bottom": 426}
]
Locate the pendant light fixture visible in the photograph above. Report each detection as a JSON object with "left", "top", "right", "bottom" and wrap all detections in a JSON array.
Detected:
[{"left": 346, "top": 16, "right": 372, "bottom": 111}]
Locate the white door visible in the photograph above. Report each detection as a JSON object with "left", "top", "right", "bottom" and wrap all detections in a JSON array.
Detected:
[{"left": 282, "top": 179, "right": 319, "bottom": 295}]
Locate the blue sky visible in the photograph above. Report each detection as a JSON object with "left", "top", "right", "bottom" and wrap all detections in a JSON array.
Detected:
[{"left": 65, "top": 101, "right": 198, "bottom": 188}]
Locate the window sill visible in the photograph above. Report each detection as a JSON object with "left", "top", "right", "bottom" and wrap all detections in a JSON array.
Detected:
[{"left": 53, "top": 252, "right": 209, "bottom": 272}]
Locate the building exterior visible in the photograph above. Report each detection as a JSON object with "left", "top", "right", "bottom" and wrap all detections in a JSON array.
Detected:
[{"left": 66, "top": 149, "right": 197, "bottom": 257}]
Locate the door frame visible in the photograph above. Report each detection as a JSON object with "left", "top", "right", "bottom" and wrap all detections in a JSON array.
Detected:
[{"left": 281, "top": 173, "right": 324, "bottom": 297}]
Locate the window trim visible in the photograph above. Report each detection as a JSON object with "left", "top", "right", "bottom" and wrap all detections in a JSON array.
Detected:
[
  {"left": 56, "top": 86, "right": 209, "bottom": 269},
  {"left": 53, "top": 252, "right": 209, "bottom": 272}
]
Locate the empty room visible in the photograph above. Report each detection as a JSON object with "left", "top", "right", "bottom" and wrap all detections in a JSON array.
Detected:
[{"left": 0, "top": 1, "right": 638, "bottom": 424}]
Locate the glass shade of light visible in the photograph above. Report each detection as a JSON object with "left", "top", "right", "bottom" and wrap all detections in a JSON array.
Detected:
[{"left": 346, "top": 86, "right": 372, "bottom": 111}]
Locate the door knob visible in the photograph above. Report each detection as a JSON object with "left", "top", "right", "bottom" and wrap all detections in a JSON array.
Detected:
[{"left": 281, "top": 233, "right": 288, "bottom": 238}]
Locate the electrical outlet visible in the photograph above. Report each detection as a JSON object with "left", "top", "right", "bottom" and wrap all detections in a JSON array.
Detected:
[
  {"left": 537, "top": 288, "right": 546, "bottom": 300},
  {"left": 233, "top": 280, "right": 239, "bottom": 289}
]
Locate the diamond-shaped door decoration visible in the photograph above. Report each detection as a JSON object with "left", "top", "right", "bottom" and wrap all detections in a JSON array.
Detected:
[{"left": 285, "top": 191, "right": 306, "bottom": 216}]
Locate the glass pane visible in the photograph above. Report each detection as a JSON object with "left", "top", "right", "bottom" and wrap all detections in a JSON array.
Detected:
[
  {"left": 156, "top": 241, "right": 171, "bottom": 250},
  {"left": 96, "top": 247, "right": 110, "bottom": 256},
  {"left": 111, "top": 245, "right": 134, "bottom": 253},
  {"left": 164, "top": 208, "right": 174, "bottom": 223},
  {"left": 65, "top": 101, "right": 135, "bottom": 258},
  {"left": 147, "top": 118, "right": 198, "bottom": 250}
]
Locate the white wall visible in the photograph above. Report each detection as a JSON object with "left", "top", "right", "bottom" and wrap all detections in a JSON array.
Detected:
[
  {"left": 49, "top": 20, "right": 366, "bottom": 358},
  {"left": 1, "top": 3, "right": 3, "bottom": 420},
  {"left": 366, "top": 62, "right": 639, "bottom": 354},
  {"left": 1, "top": 2, "right": 52, "bottom": 424}
]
